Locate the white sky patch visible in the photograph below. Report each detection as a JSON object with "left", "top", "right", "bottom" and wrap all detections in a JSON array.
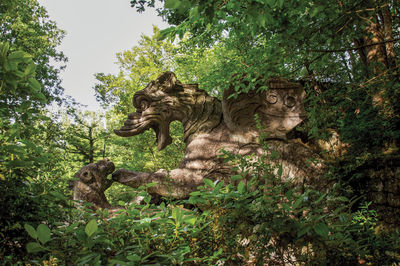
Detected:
[{"left": 39, "top": 0, "right": 168, "bottom": 111}]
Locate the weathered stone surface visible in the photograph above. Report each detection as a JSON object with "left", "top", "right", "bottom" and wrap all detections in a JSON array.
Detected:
[
  {"left": 69, "top": 159, "right": 115, "bottom": 209},
  {"left": 355, "top": 155, "right": 400, "bottom": 225},
  {"left": 112, "top": 72, "right": 326, "bottom": 199}
]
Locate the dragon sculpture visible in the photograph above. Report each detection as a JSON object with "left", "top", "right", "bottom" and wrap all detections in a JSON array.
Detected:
[
  {"left": 107, "top": 72, "right": 325, "bottom": 200},
  {"left": 71, "top": 72, "right": 325, "bottom": 207}
]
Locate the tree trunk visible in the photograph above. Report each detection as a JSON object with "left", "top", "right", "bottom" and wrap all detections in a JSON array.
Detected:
[{"left": 88, "top": 126, "right": 94, "bottom": 164}]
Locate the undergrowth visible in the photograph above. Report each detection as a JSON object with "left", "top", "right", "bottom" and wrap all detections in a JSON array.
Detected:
[{"left": 4, "top": 144, "right": 400, "bottom": 265}]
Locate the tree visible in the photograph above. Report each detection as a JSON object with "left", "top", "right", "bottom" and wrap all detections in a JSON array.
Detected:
[
  {"left": 94, "top": 27, "right": 185, "bottom": 172},
  {"left": 0, "top": 1, "right": 68, "bottom": 258},
  {"left": 0, "top": 0, "right": 67, "bottom": 104},
  {"left": 94, "top": 26, "right": 176, "bottom": 113},
  {"left": 0, "top": 0, "right": 68, "bottom": 176},
  {"left": 0, "top": 42, "right": 48, "bottom": 177},
  {"left": 130, "top": 0, "right": 400, "bottom": 156},
  {"left": 63, "top": 111, "right": 108, "bottom": 164}
]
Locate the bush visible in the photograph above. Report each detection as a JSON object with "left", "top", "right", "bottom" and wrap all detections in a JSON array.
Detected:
[{"left": 19, "top": 143, "right": 400, "bottom": 265}]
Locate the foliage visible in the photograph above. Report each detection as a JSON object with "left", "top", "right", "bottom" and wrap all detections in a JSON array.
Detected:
[
  {"left": 21, "top": 142, "right": 400, "bottom": 264},
  {"left": 0, "top": 0, "right": 69, "bottom": 260},
  {"left": 61, "top": 110, "right": 108, "bottom": 164},
  {"left": 0, "top": 42, "right": 48, "bottom": 175},
  {"left": 94, "top": 27, "right": 186, "bottom": 174},
  {"left": 0, "top": 0, "right": 67, "bottom": 103},
  {"left": 94, "top": 26, "right": 175, "bottom": 112},
  {"left": 130, "top": 0, "right": 400, "bottom": 157}
]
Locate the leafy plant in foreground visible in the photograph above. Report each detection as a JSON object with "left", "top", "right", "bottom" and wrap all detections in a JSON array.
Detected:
[{"left": 22, "top": 142, "right": 400, "bottom": 265}]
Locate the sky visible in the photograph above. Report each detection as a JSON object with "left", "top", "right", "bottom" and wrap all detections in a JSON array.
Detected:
[{"left": 39, "top": 0, "right": 168, "bottom": 111}]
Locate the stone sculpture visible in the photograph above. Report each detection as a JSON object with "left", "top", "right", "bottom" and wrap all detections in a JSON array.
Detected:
[
  {"left": 110, "top": 72, "right": 325, "bottom": 200},
  {"left": 69, "top": 159, "right": 115, "bottom": 209}
]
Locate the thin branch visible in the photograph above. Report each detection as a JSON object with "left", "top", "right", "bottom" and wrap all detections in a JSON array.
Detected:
[{"left": 308, "top": 37, "right": 400, "bottom": 53}]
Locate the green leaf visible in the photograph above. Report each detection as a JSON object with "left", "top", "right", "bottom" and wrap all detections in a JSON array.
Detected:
[
  {"left": 8, "top": 51, "right": 25, "bottom": 60},
  {"left": 159, "top": 26, "right": 176, "bottom": 41},
  {"left": 37, "top": 224, "right": 51, "bottom": 244},
  {"left": 109, "top": 260, "right": 129, "bottom": 265},
  {"left": 172, "top": 207, "right": 180, "bottom": 221},
  {"left": 189, "top": 6, "right": 199, "bottom": 18},
  {"left": 314, "top": 222, "right": 329, "bottom": 237},
  {"left": 145, "top": 182, "right": 158, "bottom": 188},
  {"left": 297, "top": 226, "right": 311, "bottom": 238},
  {"left": 265, "top": 0, "right": 275, "bottom": 8},
  {"left": 127, "top": 254, "right": 141, "bottom": 262},
  {"left": 256, "top": 14, "right": 266, "bottom": 28},
  {"left": 20, "top": 101, "right": 31, "bottom": 110},
  {"left": 230, "top": 174, "right": 243, "bottom": 181},
  {"left": 313, "top": 193, "right": 326, "bottom": 205},
  {"left": 204, "top": 178, "right": 214, "bottom": 188},
  {"left": 238, "top": 181, "right": 245, "bottom": 193},
  {"left": 336, "top": 196, "right": 349, "bottom": 202},
  {"left": 24, "top": 224, "right": 38, "bottom": 240},
  {"left": 28, "top": 77, "right": 41, "bottom": 92},
  {"left": 0, "top": 42, "right": 10, "bottom": 58},
  {"left": 26, "top": 242, "right": 45, "bottom": 253},
  {"left": 165, "top": 0, "right": 181, "bottom": 9},
  {"left": 271, "top": 150, "right": 280, "bottom": 159},
  {"left": 189, "top": 191, "right": 201, "bottom": 196},
  {"left": 24, "top": 62, "right": 36, "bottom": 76},
  {"left": 292, "top": 195, "right": 304, "bottom": 209},
  {"left": 85, "top": 219, "right": 98, "bottom": 237},
  {"left": 310, "top": 6, "right": 324, "bottom": 18},
  {"left": 183, "top": 215, "right": 197, "bottom": 225},
  {"left": 277, "top": 165, "right": 283, "bottom": 177},
  {"left": 49, "top": 191, "right": 66, "bottom": 201}
]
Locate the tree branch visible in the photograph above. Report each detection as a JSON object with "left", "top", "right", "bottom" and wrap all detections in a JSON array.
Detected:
[{"left": 308, "top": 37, "right": 400, "bottom": 53}]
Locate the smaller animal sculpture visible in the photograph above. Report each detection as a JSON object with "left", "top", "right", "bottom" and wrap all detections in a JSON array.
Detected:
[{"left": 69, "top": 159, "right": 115, "bottom": 209}]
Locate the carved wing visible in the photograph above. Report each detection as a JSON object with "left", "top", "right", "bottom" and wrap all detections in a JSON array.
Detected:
[{"left": 222, "top": 77, "right": 306, "bottom": 139}]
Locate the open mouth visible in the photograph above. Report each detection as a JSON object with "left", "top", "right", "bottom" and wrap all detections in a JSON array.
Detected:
[
  {"left": 98, "top": 159, "right": 115, "bottom": 175},
  {"left": 114, "top": 112, "right": 172, "bottom": 151},
  {"left": 105, "top": 161, "right": 115, "bottom": 175},
  {"left": 114, "top": 112, "right": 152, "bottom": 137}
]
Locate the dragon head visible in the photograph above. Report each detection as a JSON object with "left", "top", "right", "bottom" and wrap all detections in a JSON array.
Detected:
[{"left": 114, "top": 72, "right": 186, "bottom": 150}]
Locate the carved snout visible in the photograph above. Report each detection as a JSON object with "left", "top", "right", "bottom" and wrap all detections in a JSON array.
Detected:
[{"left": 114, "top": 112, "right": 151, "bottom": 137}]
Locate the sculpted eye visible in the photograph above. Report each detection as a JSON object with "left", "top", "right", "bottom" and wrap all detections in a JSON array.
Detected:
[
  {"left": 140, "top": 100, "right": 150, "bottom": 111},
  {"left": 266, "top": 93, "right": 278, "bottom": 104},
  {"left": 284, "top": 95, "right": 296, "bottom": 108},
  {"left": 81, "top": 171, "right": 92, "bottom": 182}
]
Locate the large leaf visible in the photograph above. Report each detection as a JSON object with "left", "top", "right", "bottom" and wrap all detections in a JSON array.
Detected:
[
  {"left": 238, "top": 181, "right": 245, "bottom": 194},
  {"left": 183, "top": 215, "right": 197, "bottom": 226},
  {"left": 24, "top": 224, "right": 37, "bottom": 240},
  {"left": 26, "top": 242, "right": 45, "bottom": 253},
  {"left": 314, "top": 222, "right": 329, "bottom": 238},
  {"left": 28, "top": 77, "right": 42, "bottom": 92},
  {"left": 203, "top": 178, "right": 214, "bottom": 188},
  {"left": 8, "top": 51, "right": 25, "bottom": 60},
  {"left": 24, "top": 62, "right": 36, "bottom": 76},
  {"left": 37, "top": 224, "right": 51, "bottom": 244},
  {"left": 85, "top": 219, "right": 98, "bottom": 237},
  {"left": 172, "top": 207, "right": 180, "bottom": 221}
]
